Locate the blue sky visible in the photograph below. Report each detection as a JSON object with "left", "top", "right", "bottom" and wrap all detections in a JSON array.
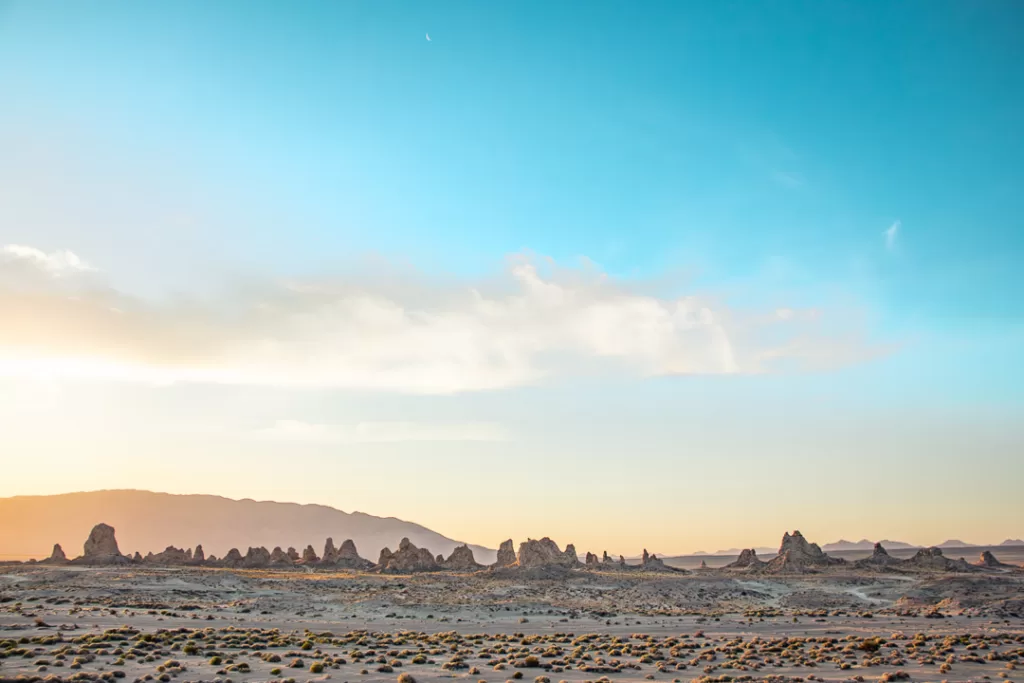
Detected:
[{"left": 1, "top": 1, "right": 1022, "bottom": 552}]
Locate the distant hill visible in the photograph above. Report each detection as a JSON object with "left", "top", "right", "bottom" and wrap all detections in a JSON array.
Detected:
[
  {"left": 937, "top": 539, "right": 977, "bottom": 548},
  {"left": 0, "top": 490, "right": 496, "bottom": 563},
  {"left": 823, "top": 539, "right": 916, "bottom": 552},
  {"left": 1001, "top": 539, "right": 1024, "bottom": 546}
]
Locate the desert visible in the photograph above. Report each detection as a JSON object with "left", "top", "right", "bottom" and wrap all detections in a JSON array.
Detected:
[{"left": 2, "top": 513, "right": 1022, "bottom": 683}]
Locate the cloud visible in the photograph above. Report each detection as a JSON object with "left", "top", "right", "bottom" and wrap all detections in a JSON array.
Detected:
[
  {"left": 884, "top": 220, "right": 900, "bottom": 250},
  {"left": 0, "top": 246, "right": 886, "bottom": 393},
  {"left": 1, "top": 244, "right": 95, "bottom": 276},
  {"left": 253, "top": 419, "right": 506, "bottom": 443}
]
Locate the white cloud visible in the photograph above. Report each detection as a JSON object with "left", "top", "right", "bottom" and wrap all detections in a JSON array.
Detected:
[
  {"left": 254, "top": 419, "right": 506, "bottom": 443},
  {"left": 0, "top": 247, "right": 884, "bottom": 393},
  {"left": 884, "top": 220, "right": 900, "bottom": 250},
  {"left": 1, "top": 244, "right": 95, "bottom": 276}
]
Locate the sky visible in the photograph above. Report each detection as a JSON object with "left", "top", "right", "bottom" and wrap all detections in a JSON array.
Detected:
[{"left": 1, "top": 0, "right": 1022, "bottom": 555}]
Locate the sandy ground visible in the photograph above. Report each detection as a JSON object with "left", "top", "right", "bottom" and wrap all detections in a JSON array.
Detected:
[{"left": 1, "top": 566, "right": 1022, "bottom": 683}]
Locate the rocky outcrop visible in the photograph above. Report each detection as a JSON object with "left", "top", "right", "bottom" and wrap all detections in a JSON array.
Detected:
[
  {"left": 585, "top": 552, "right": 599, "bottom": 565},
  {"left": 301, "top": 545, "right": 319, "bottom": 563},
  {"left": 42, "top": 543, "right": 67, "bottom": 564},
  {"left": 269, "top": 547, "right": 292, "bottom": 566},
  {"left": 976, "top": 551, "right": 1013, "bottom": 569},
  {"left": 241, "top": 546, "right": 271, "bottom": 568},
  {"left": 286, "top": 547, "right": 299, "bottom": 562},
  {"left": 377, "top": 538, "right": 439, "bottom": 573},
  {"left": 322, "top": 538, "right": 339, "bottom": 563},
  {"left": 132, "top": 551, "right": 143, "bottom": 563},
  {"left": 725, "top": 548, "right": 765, "bottom": 570},
  {"left": 699, "top": 560, "right": 708, "bottom": 569},
  {"left": 764, "top": 531, "right": 844, "bottom": 573},
  {"left": 145, "top": 546, "right": 190, "bottom": 565},
  {"left": 223, "top": 548, "right": 244, "bottom": 566},
  {"left": 494, "top": 539, "right": 517, "bottom": 567},
  {"left": 74, "top": 523, "right": 129, "bottom": 565},
  {"left": 901, "top": 547, "right": 975, "bottom": 572},
  {"left": 193, "top": 545, "right": 206, "bottom": 564},
  {"left": 641, "top": 549, "right": 670, "bottom": 570},
  {"left": 901, "top": 548, "right": 970, "bottom": 573},
  {"left": 443, "top": 544, "right": 483, "bottom": 571},
  {"left": 855, "top": 542, "right": 900, "bottom": 569},
  {"left": 330, "top": 539, "right": 372, "bottom": 569},
  {"left": 516, "top": 538, "right": 578, "bottom": 568},
  {"left": 602, "top": 551, "right": 615, "bottom": 565}
]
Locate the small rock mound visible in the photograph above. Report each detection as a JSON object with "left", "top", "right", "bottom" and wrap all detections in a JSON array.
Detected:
[
  {"left": 442, "top": 544, "right": 483, "bottom": 571},
  {"left": 855, "top": 542, "right": 900, "bottom": 568},
  {"left": 976, "top": 550, "right": 1013, "bottom": 569},
  {"left": 901, "top": 547, "right": 976, "bottom": 572},
  {"left": 641, "top": 549, "right": 675, "bottom": 571},
  {"left": 43, "top": 543, "right": 68, "bottom": 564},
  {"left": 145, "top": 546, "right": 191, "bottom": 565},
  {"left": 725, "top": 548, "right": 765, "bottom": 570}
]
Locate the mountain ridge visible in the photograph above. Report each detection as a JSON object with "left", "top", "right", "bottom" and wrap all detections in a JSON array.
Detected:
[{"left": 0, "top": 490, "right": 496, "bottom": 563}]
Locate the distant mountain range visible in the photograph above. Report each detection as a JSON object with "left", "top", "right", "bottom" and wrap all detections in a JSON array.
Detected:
[
  {"left": 684, "top": 537, "right": 1024, "bottom": 558},
  {"left": 0, "top": 490, "right": 496, "bottom": 563}
]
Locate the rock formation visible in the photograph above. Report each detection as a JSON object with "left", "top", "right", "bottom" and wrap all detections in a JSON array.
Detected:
[
  {"left": 855, "top": 542, "right": 900, "bottom": 568},
  {"left": 74, "top": 523, "right": 129, "bottom": 565},
  {"left": 901, "top": 548, "right": 970, "bottom": 573},
  {"left": 145, "top": 546, "right": 190, "bottom": 565},
  {"left": 641, "top": 549, "right": 669, "bottom": 570},
  {"left": 602, "top": 551, "right": 615, "bottom": 565},
  {"left": 193, "top": 544, "right": 206, "bottom": 563},
  {"left": 301, "top": 545, "right": 319, "bottom": 563},
  {"left": 764, "top": 531, "right": 844, "bottom": 573},
  {"left": 976, "top": 550, "right": 1013, "bottom": 569},
  {"left": 699, "top": 560, "right": 708, "bottom": 569},
  {"left": 42, "top": 543, "right": 67, "bottom": 564},
  {"left": 377, "top": 538, "right": 440, "bottom": 573},
  {"left": 132, "top": 551, "right": 143, "bottom": 563},
  {"left": 328, "top": 539, "right": 373, "bottom": 570},
  {"left": 724, "top": 548, "right": 765, "bottom": 570},
  {"left": 442, "top": 544, "right": 483, "bottom": 571},
  {"left": 495, "top": 539, "right": 517, "bottom": 567},
  {"left": 241, "top": 546, "right": 271, "bottom": 568},
  {"left": 516, "top": 538, "right": 578, "bottom": 568},
  {"left": 323, "top": 538, "right": 339, "bottom": 563},
  {"left": 269, "top": 546, "right": 292, "bottom": 565},
  {"left": 901, "top": 547, "right": 975, "bottom": 572},
  {"left": 585, "top": 552, "right": 599, "bottom": 565},
  {"left": 223, "top": 548, "right": 244, "bottom": 566},
  {"left": 286, "top": 547, "right": 299, "bottom": 562}
]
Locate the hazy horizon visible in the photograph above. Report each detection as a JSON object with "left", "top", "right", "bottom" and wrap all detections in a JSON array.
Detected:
[
  {"left": 2, "top": 1, "right": 1022, "bottom": 556},
  {"left": 2, "top": 488, "right": 1021, "bottom": 560}
]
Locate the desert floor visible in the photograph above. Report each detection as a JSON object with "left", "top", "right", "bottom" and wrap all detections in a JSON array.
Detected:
[{"left": 1, "top": 566, "right": 1022, "bottom": 683}]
